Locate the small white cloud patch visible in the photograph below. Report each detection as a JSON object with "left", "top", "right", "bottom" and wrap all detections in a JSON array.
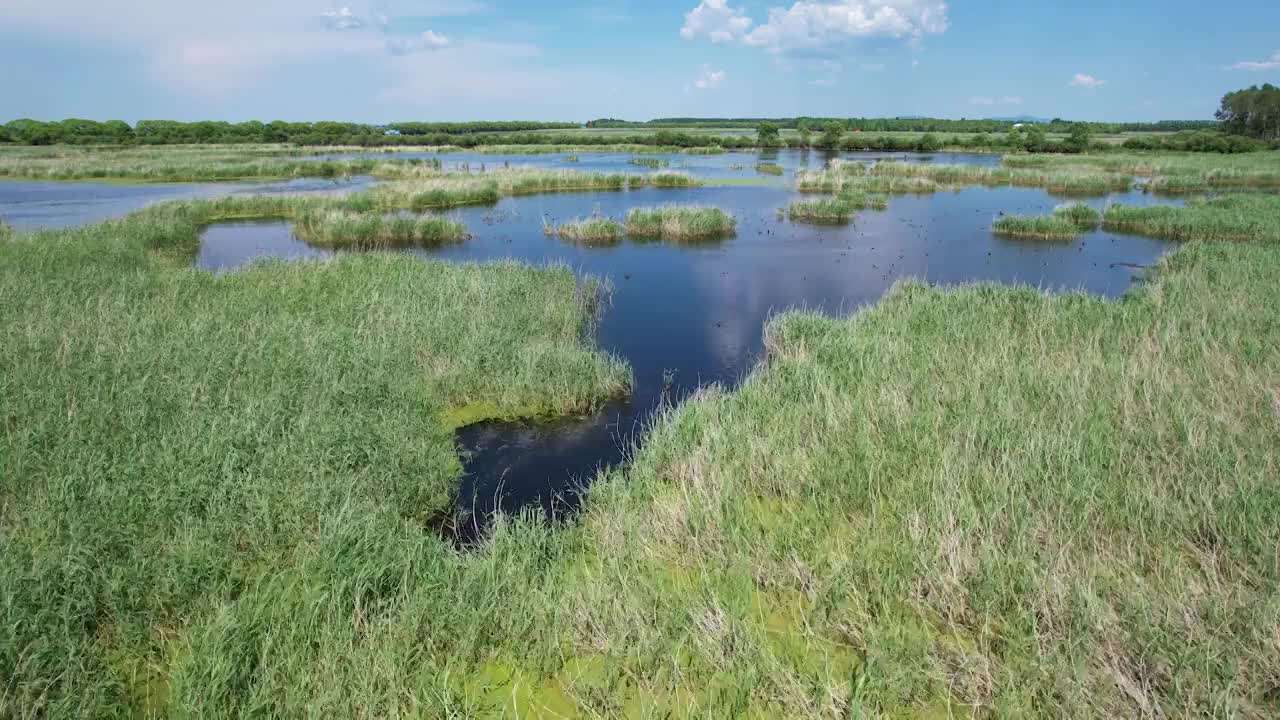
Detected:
[
  {"left": 1230, "top": 50, "right": 1280, "bottom": 71},
  {"left": 681, "top": 0, "right": 948, "bottom": 54},
  {"left": 386, "top": 30, "right": 452, "bottom": 55},
  {"left": 322, "top": 6, "right": 362, "bottom": 30},
  {"left": 687, "top": 64, "right": 726, "bottom": 91},
  {"left": 1070, "top": 73, "right": 1105, "bottom": 89}
]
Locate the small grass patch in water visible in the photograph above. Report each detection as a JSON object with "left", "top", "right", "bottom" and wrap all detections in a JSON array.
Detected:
[
  {"left": 755, "top": 163, "right": 784, "bottom": 176},
  {"left": 782, "top": 193, "right": 888, "bottom": 224},
  {"left": 649, "top": 171, "right": 701, "bottom": 188},
  {"left": 992, "top": 214, "right": 1084, "bottom": 240},
  {"left": 544, "top": 216, "right": 624, "bottom": 245},
  {"left": 628, "top": 157, "right": 670, "bottom": 169},
  {"left": 624, "top": 205, "right": 736, "bottom": 241},
  {"left": 293, "top": 209, "right": 468, "bottom": 248}
]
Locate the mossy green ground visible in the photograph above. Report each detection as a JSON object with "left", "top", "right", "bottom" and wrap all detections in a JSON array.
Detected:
[{"left": 2, "top": 155, "right": 1279, "bottom": 716}]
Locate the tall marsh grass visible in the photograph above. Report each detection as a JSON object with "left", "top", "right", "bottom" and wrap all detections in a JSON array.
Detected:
[
  {"left": 293, "top": 210, "right": 468, "bottom": 248},
  {"left": 624, "top": 205, "right": 736, "bottom": 241}
]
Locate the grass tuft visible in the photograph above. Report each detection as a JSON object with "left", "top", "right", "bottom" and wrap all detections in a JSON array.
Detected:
[
  {"left": 783, "top": 193, "right": 889, "bottom": 224},
  {"left": 544, "top": 216, "right": 624, "bottom": 245},
  {"left": 624, "top": 205, "right": 736, "bottom": 241},
  {"left": 293, "top": 210, "right": 468, "bottom": 248},
  {"left": 755, "top": 163, "right": 784, "bottom": 176}
]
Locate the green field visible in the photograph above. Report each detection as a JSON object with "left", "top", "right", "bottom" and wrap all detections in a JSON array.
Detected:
[{"left": 2, "top": 149, "right": 1279, "bottom": 717}]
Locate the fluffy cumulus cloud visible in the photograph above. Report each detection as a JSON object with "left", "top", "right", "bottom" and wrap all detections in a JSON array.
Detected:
[
  {"left": 1230, "top": 50, "right": 1280, "bottom": 71},
  {"left": 687, "top": 64, "right": 727, "bottom": 91},
  {"left": 681, "top": 0, "right": 949, "bottom": 54},
  {"left": 680, "top": 0, "right": 753, "bottom": 43},
  {"left": 1069, "top": 73, "right": 1105, "bottom": 89}
]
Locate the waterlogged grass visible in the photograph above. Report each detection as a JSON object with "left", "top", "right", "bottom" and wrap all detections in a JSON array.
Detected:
[
  {"left": 1004, "top": 151, "right": 1280, "bottom": 193},
  {"left": 783, "top": 193, "right": 889, "bottom": 224},
  {"left": 0, "top": 144, "right": 430, "bottom": 183},
  {"left": 992, "top": 214, "right": 1083, "bottom": 240},
  {"left": 873, "top": 161, "right": 1133, "bottom": 195},
  {"left": 628, "top": 157, "right": 670, "bottom": 169},
  {"left": 5, "top": 151, "right": 1279, "bottom": 716},
  {"left": 993, "top": 203, "right": 1102, "bottom": 240},
  {"left": 544, "top": 216, "right": 624, "bottom": 245},
  {"left": 755, "top": 163, "right": 784, "bottom": 176},
  {"left": 624, "top": 205, "right": 737, "bottom": 241},
  {"left": 569, "top": 235, "right": 1280, "bottom": 716},
  {"left": 293, "top": 209, "right": 468, "bottom": 248},
  {"left": 359, "top": 169, "right": 701, "bottom": 212},
  {"left": 1103, "top": 194, "right": 1280, "bottom": 243},
  {"left": 0, "top": 197, "right": 632, "bottom": 717},
  {"left": 797, "top": 169, "right": 940, "bottom": 195}
]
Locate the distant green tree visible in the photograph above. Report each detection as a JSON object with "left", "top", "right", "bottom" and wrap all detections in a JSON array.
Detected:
[
  {"left": 915, "top": 132, "right": 942, "bottom": 153},
  {"left": 797, "top": 119, "right": 812, "bottom": 147},
  {"left": 1216, "top": 84, "right": 1280, "bottom": 140},
  {"left": 1064, "top": 123, "right": 1093, "bottom": 152},
  {"left": 817, "top": 121, "right": 844, "bottom": 148},
  {"left": 756, "top": 121, "right": 782, "bottom": 148}
]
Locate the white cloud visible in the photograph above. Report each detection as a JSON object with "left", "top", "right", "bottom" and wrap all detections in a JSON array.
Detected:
[
  {"left": 809, "top": 77, "right": 837, "bottom": 86},
  {"left": 968, "top": 96, "right": 1022, "bottom": 106},
  {"left": 1230, "top": 50, "right": 1280, "bottom": 71},
  {"left": 680, "top": 0, "right": 753, "bottom": 43},
  {"left": 911, "top": 59, "right": 920, "bottom": 67},
  {"left": 1069, "top": 73, "right": 1105, "bottom": 89},
  {"left": 385, "top": 30, "right": 452, "bottom": 54},
  {"left": 687, "top": 64, "right": 727, "bottom": 91},
  {"left": 322, "top": 7, "right": 362, "bottom": 30},
  {"left": 861, "top": 62, "right": 885, "bottom": 71},
  {"left": 681, "top": 0, "right": 948, "bottom": 54}
]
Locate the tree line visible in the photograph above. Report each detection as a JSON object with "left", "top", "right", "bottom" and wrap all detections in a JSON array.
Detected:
[
  {"left": 1216, "top": 84, "right": 1280, "bottom": 141},
  {"left": 587, "top": 117, "right": 1221, "bottom": 134}
]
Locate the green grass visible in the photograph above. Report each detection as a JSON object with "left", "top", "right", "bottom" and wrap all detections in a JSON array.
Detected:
[
  {"left": 0, "top": 144, "right": 433, "bottom": 183},
  {"left": 544, "top": 216, "right": 624, "bottom": 245},
  {"left": 993, "top": 204, "right": 1102, "bottom": 240},
  {"left": 649, "top": 172, "right": 701, "bottom": 188},
  {"left": 1102, "top": 194, "right": 1280, "bottom": 243},
  {"left": 0, "top": 195, "right": 632, "bottom": 717},
  {"left": 624, "top": 205, "right": 737, "bottom": 241},
  {"left": 4, "top": 151, "right": 1280, "bottom": 716},
  {"left": 992, "top": 214, "right": 1083, "bottom": 240},
  {"left": 872, "top": 161, "right": 1133, "bottom": 195},
  {"left": 629, "top": 157, "right": 670, "bottom": 169},
  {"left": 783, "top": 193, "right": 889, "bottom": 223},
  {"left": 569, "top": 235, "right": 1280, "bottom": 716},
  {"left": 755, "top": 163, "right": 784, "bottom": 176},
  {"left": 293, "top": 209, "right": 468, "bottom": 248},
  {"left": 1002, "top": 152, "right": 1280, "bottom": 194},
  {"left": 797, "top": 169, "right": 940, "bottom": 194}
]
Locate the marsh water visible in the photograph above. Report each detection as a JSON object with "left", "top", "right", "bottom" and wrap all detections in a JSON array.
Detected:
[
  {"left": 193, "top": 181, "right": 1173, "bottom": 539},
  {"left": 0, "top": 175, "right": 376, "bottom": 231}
]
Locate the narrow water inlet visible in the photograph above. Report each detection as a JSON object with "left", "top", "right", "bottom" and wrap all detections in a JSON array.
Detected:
[{"left": 188, "top": 175, "right": 1177, "bottom": 542}]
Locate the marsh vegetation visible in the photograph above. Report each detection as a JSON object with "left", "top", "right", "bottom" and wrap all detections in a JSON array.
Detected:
[{"left": 2, "top": 141, "right": 1279, "bottom": 717}]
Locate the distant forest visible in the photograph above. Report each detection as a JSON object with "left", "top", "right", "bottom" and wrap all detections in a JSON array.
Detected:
[{"left": 585, "top": 117, "right": 1222, "bottom": 134}]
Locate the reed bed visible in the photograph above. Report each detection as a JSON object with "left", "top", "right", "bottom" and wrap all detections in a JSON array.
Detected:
[
  {"left": 628, "top": 157, "right": 670, "bottom": 169},
  {"left": 543, "top": 216, "right": 624, "bottom": 245},
  {"left": 624, "top": 205, "right": 736, "bottom": 241},
  {"left": 755, "top": 163, "right": 784, "bottom": 176},
  {"left": 782, "top": 193, "right": 889, "bottom": 223},
  {"left": 293, "top": 210, "right": 467, "bottom": 248}
]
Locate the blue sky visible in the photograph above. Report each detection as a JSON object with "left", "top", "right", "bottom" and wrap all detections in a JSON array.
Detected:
[{"left": 4, "top": 0, "right": 1279, "bottom": 123}]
